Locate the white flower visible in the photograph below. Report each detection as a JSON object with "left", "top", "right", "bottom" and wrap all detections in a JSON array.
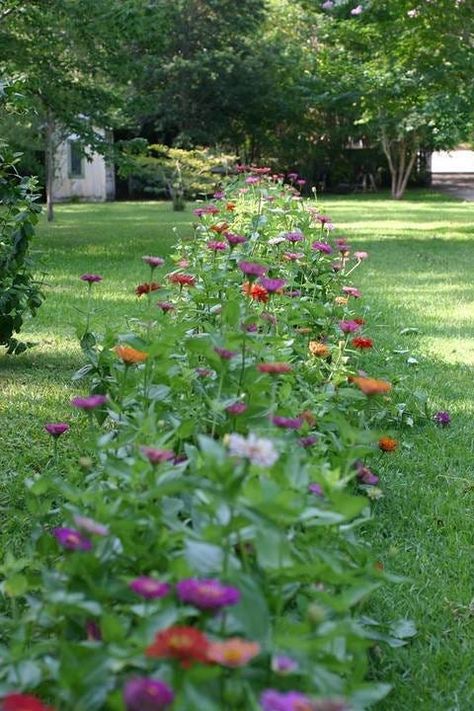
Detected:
[
  {"left": 228, "top": 433, "right": 279, "bottom": 467},
  {"left": 351, "top": 4, "right": 364, "bottom": 15},
  {"left": 321, "top": 1, "right": 335, "bottom": 9}
]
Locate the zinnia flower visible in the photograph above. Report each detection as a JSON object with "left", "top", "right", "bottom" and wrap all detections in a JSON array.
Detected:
[
  {"left": 176, "top": 578, "right": 240, "bottom": 610},
  {"left": 339, "top": 320, "right": 361, "bottom": 333},
  {"left": 168, "top": 273, "right": 196, "bottom": 287},
  {"left": 71, "top": 394, "right": 107, "bottom": 410},
  {"left": 351, "top": 4, "right": 364, "bottom": 15},
  {"left": 287, "top": 172, "right": 298, "bottom": 180},
  {"left": 308, "top": 482, "right": 323, "bottom": 496},
  {"left": 157, "top": 301, "right": 175, "bottom": 313},
  {"left": 225, "top": 232, "right": 247, "bottom": 247},
  {"left": 271, "top": 415, "right": 303, "bottom": 430},
  {"left": 207, "top": 240, "right": 227, "bottom": 251},
  {"left": 257, "top": 362, "right": 292, "bottom": 374},
  {"left": 1, "top": 694, "right": 54, "bottom": 711},
  {"left": 354, "top": 251, "right": 368, "bottom": 260},
  {"left": 193, "top": 205, "right": 219, "bottom": 217},
  {"left": 351, "top": 376, "right": 391, "bottom": 395},
  {"left": 141, "top": 447, "right": 175, "bottom": 464},
  {"left": 245, "top": 176, "right": 260, "bottom": 185},
  {"left": 316, "top": 214, "right": 331, "bottom": 225},
  {"left": 130, "top": 577, "right": 170, "bottom": 600},
  {"left": 271, "top": 655, "right": 299, "bottom": 674},
  {"left": 123, "top": 678, "right": 174, "bottom": 711},
  {"left": 300, "top": 435, "right": 318, "bottom": 448},
  {"left": 52, "top": 527, "right": 92, "bottom": 551},
  {"left": 239, "top": 261, "right": 267, "bottom": 278},
  {"left": 210, "top": 221, "right": 229, "bottom": 234},
  {"left": 207, "top": 638, "right": 260, "bottom": 667},
  {"left": 214, "top": 347, "right": 237, "bottom": 360},
  {"left": 242, "top": 282, "right": 269, "bottom": 303},
  {"left": 334, "top": 296, "right": 348, "bottom": 306},
  {"left": 284, "top": 231, "right": 304, "bottom": 243},
  {"left": 142, "top": 256, "right": 165, "bottom": 268},
  {"left": 309, "top": 341, "right": 330, "bottom": 358},
  {"left": 342, "top": 286, "right": 361, "bottom": 298},
  {"left": 322, "top": 1, "right": 335, "bottom": 9},
  {"left": 44, "top": 422, "right": 69, "bottom": 437},
  {"left": 351, "top": 337, "right": 373, "bottom": 349},
  {"left": 227, "top": 432, "right": 279, "bottom": 467},
  {"left": 226, "top": 202, "right": 236, "bottom": 211},
  {"left": 355, "top": 461, "right": 379, "bottom": 485},
  {"left": 283, "top": 252, "right": 304, "bottom": 261},
  {"left": 145, "top": 626, "right": 210, "bottom": 667},
  {"left": 260, "top": 689, "right": 315, "bottom": 711},
  {"left": 73, "top": 515, "right": 109, "bottom": 536},
  {"left": 312, "top": 241, "right": 332, "bottom": 254},
  {"left": 378, "top": 436, "right": 398, "bottom": 452},
  {"left": 434, "top": 411, "right": 451, "bottom": 426},
  {"left": 80, "top": 273, "right": 102, "bottom": 283},
  {"left": 135, "top": 282, "right": 161, "bottom": 297},
  {"left": 226, "top": 402, "right": 247, "bottom": 415},
  {"left": 259, "top": 277, "right": 287, "bottom": 293},
  {"left": 115, "top": 345, "right": 148, "bottom": 364}
]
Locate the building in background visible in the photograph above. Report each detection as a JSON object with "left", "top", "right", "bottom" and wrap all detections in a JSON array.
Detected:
[
  {"left": 430, "top": 146, "right": 474, "bottom": 197},
  {"left": 52, "top": 130, "right": 115, "bottom": 202}
]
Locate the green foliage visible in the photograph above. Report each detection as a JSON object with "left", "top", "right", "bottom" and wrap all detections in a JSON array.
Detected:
[{"left": 0, "top": 142, "right": 43, "bottom": 353}]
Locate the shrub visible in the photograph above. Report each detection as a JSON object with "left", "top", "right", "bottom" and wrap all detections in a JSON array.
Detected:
[{"left": 0, "top": 142, "right": 44, "bottom": 354}]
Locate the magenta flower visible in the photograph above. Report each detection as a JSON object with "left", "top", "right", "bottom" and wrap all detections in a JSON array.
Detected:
[
  {"left": 342, "top": 286, "right": 362, "bottom": 298},
  {"left": 271, "top": 655, "right": 299, "bottom": 674},
  {"left": 339, "top": 320, "right": 361, "bottom": 333},
  {"left": 355, "top": 462, "right": 379, "bottom": 486},
  {"left": 283, "top": 252, "right": 304, "bottom": 261},
  {"left": 434, "top": 411, "right": 451, "bottom": 426},
  {"left": 225, "top": 232, "right": 247, "bottom": 247},
  {"left": 73, "top": 515, "right": 109, "bottom": 536},
  {"left": 86, "top": 620, "right": 102, "bottom": 641},
  {"left": 176, "top": 578, "right": 240, "bottom": 610},
  {"left": 259, "top": 277, "right": 287, "bottom": 293},
  {"left": 213, "top": 191, "right": 225, "bottom": 200},
  {"left": 285, "top": 231, "right": 304, "bottom": 243},
  {"left": 226, "top": 402, "right": 248, "bottom": 415},
  {"left": 214, "top": 346, "right": 237, "bottom": 360},
  {"left": 193, "top": 205, "right": 219, "bottom": 217},
  {"left": 44, "top": 422, "right": 70, "bottom": 437},
  {"left": 316, "top": 214, "right": 331, "bottom": 225},
  {"left": 123, "top": 677, "right": 174, "bottom": 711},
  {"left": 207, "top": 240, "right": 228, "bottom": 251},
  {"left": 141, "top": 447, "right": 175, "bottom": 465},
  {"left": 243, "top": 322, "right": 258, "bottom": 333},
  {"left": 300, "top": 435, "right": 318, "bottom": 448},
  {"left": 239, "top": 261, "right": 267, "bottom": 278},
  {"left": 260, "top": 689, "right": 315, "bottom": 711},
  {"left": 129, "top": 577, "right": 170, "bottom": 600},
  {"left": 80, "top": 273, "right": 102, "bottom": 283},
  {"left": 287, "top": 172, "right": 298, "bottom": 181},
  {"left": 308, "top": 482, "right": 324, "bottom": 496},
  {"left": 71, "top": 394, "right": 107, "bottom": 410},
  {"left": 312, "top": 241, "right": 333, "bottom": 254},
  {"left": 53, "top": 527, "right": 92, "bottom": 551},
  {"left": 335, "top": 239, "right": 350, "bottom": 252},
  {"left": 245, "top": 176, "right": 260, "bottom": 185},
  {"left": 156, "top": 301, "right": 175, "bottom": 313},
  {"left": 142, "top": 256, "right": 165, "bottom": 268},
  {"left": 296, "top": 179, "right": 306, "bottom": 186},
  {"left": 271, "top": 415, "right": 303, "bottom": 430}
]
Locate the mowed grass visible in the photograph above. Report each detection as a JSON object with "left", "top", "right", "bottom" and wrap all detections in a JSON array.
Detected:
[{"left": 1, "top": 192, "right": 473, "bottom": 709}]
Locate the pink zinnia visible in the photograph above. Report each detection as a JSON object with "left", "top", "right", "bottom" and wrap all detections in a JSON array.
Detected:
[
  {"left": 271, "top": 415, "right": 303, "bottom": 430},
  {"left": 238, "top": 261, "right": 267, "bottom": 278},
  {"left": 123, "top": 677, "right": 174, "bottom": 711},
  {"left": 207, "top": 240, "right": 227, "bottom": 251},
  {"left": 71, "top": 394, "right": 107, "bottom": 410},
  {"left": 142, "top": 256, "right": 165, "bottom": 268},
  {"left": 259, "top": 277, "right": 287, "bottom": 293},
  {"left": 308, "top": 482, "right": 324, "bottom": 496},
  {"left": 225, "top": 232, "right": 247, "bottom": 247},
  {"left": 257, "top": 362, "right": 292, "bottom": 374},
  {"left": 339, "top": 320, "right": 361, "bottom": 333},
  {"left": 80, "top": 273, "right": 102, "bottom": 283},
  {"left": 285, "top": 231, "right": 304, "bottom": 243},
  {"left": 141, "top": 446, "right": 175, "bottom": 464},
  {"left": 312, "top": 241, "right": 333, "bottom": 254},
  {"left": 130, "top": 577, "right": 170, "bottom": 599},
  {"left": 156, "top": 301, "right": 175, "bottom": 313},
  {"left": 53, "top": 527, "right": 92, "bottom": 551},
  {"left": 354, "top": 251, "right": 368, "bottom": 260},
  {"left": 226, "top": 402, "right": 247, "bottom": 415},
  {"left": 214, "top": 346, "right": 237, "bottom": 360},
  {"left": 44, "top": 422, "right": 69, "bottom": 437},
  {"left": 342, "top": 286, "right": 362, "bottom": 298},
  {"left": 283, "top": 252, "right": 304, "bottom": 261},
  {"left": 176, "top": 578, "right": 240, "bottom": 610}
]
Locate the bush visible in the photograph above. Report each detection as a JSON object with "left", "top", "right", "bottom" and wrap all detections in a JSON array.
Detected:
[{"left": 0, "top": 142, "right": 44, "bottom": 354}]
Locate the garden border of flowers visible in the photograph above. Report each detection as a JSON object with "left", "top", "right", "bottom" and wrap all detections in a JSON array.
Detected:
[{"left": 0, "top": 169, "right": 427, "bottom": 711}]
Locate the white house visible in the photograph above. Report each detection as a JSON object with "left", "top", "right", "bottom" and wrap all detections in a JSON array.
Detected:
[{"left": 52, "top": 130, "right": 115, "bottom": 202}]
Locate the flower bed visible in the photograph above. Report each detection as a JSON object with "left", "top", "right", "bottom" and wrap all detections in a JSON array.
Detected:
[{"left": 0, "top": 172, "right": 416, "bottom": 710}]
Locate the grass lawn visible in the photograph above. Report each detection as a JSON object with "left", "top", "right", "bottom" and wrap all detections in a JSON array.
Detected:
[{"left": 1, "top": 192, "right": 473, "bottom": 709}]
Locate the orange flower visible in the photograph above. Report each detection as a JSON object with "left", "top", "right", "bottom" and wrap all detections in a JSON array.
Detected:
[
  {"left": 207, "top": 638, "right": 260, "bottom": 667},
  {"left": 210, "top": 221, "right": 229, "bottom": 234},
  {"left": 309, "top": 341, "right": 330, "bottom": 358},
  {"left": 226, "top": 202, "right": 236, "bottom": 211},
  {"left": 351, "top": 376, "right": 391, "bottom": 395},
  {"left": 114, "top": 345, "right": 148, "bottom": 364},
  {"left": 379, "top": 436, "right": 398, "bottom": 452},
  {"left": 146, "top": 626, "right": 210, "bottom": 667},
  {"left": 242, "top": 281, "right": 269, "bottom": 303},
  {"left": 334, "top": 296, "right": 349, "bottom": 306}
]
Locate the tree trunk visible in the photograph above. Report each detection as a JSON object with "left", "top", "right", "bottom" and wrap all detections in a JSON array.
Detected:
[
  {"left": 45, "top": 114, "right": 55, "bottom": 222},
  {"left": 381, "top": 132, "right": 418, "bottom": 200}
]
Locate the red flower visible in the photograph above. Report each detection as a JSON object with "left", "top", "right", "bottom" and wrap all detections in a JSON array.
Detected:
[
  {"left": 135, "top": 282, "right": 161, "bottom": 297},
  {"left": 145, "top": 626, "right": 210, "bottom": 667},
  {"left": 169, "top": 273, "right": 196, "bottom": 287},
  {"left": 242, "top": 282, "right": 269, "bottom": 303},
  {"left": 354, "top": 317, "right": 365, "bottom": 325},
  {"left": 379, "top": 436, "right": 398, "bottom": 452},
  {"left": 2, "top": 694, "right": 54, "bottom": 711},
  {"left": 351, "top": 337, "right": 374, "bottom": 349}
]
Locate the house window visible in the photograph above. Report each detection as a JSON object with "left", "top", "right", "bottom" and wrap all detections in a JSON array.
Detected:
[{"left": 68, "top": 140, "right": 84, "bottom": 178}]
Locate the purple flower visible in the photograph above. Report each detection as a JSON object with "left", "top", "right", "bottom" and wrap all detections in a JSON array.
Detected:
[
  {"left": 271, "top": 415, "right": 303, "bottom": 430},
  {"left": 44, "top": 422, "right": 70, "bottom": 437},
  {"left": 53, "top": 527, "right": 92, "bottom": 551},
  {"left": 225, "top": 232, "right": 247, "bottom": 247},
  {"left": 214, "top": 346, "right": 237, "bottom": 360},
  {"left": 434, "top": 411, "right": 451, "bottom": 427},
  {"left": 308, "top": 482, "right": 324, "bottom": 497},
  {"left": 245, "top": 176, "right": 260, "bottom": 185},
  {"left": 73, "top": 515, "right": 109, "bottom": 536},
  {"left": 271, "top": 655, "right": 299, "bottom": 674},
  {"left": 312, "top": 241, "right": 333, "bottom": 254},
  {"left": 207, "top": 240, "right": 228, "bottom": 251},
  {"left": 141, "top": 447, "right": 175, "bottom": 464},
  {"left": 260, "top": 689, "right": 315, "bottom": 711},
  {"left": 80, "top": 273, "right": 102, "bottom": 283},
  {"left": 123, "top": 677, "right": 174, "bottom": 711},
  {"left": 287, "top": 172, "right": 299, "bottom": 181},
  {"left": 339, "top": 320, "right": 361, "bottom": 333},
  {"left": 239, "top": 261, "right": 267, "bottom": 278},
  {"left": 156, "top": 301, "right": 175, "bottom": 313},
  {"left": 142, "top": 256, "right": 165, "bottom": 268},
  {"left": 285, "top": 231, "right": 304, "bottom": 243},
  {"left": 226, "top": 402, "right": 248, "bottom": 415},
  {"left": 355, "top": 462, "right": 379, "bottom": 486},
  {"left": 129, "top": 577, "right": 170, "bottom": 599},
  {"left": 300, "top": 435, "right": 318, "bottom": 448},
  {"left": 259, "top": 277, "right": 287, "bottom": 293},
  {"left": 213, "top": 191, "right": 225, "bottom": 200},
  {"left": 71, "top": 394, "right": 107, "bottom": 410},
  {"left": 176, "top": 578, "right": 240, "bottom": 610}
]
